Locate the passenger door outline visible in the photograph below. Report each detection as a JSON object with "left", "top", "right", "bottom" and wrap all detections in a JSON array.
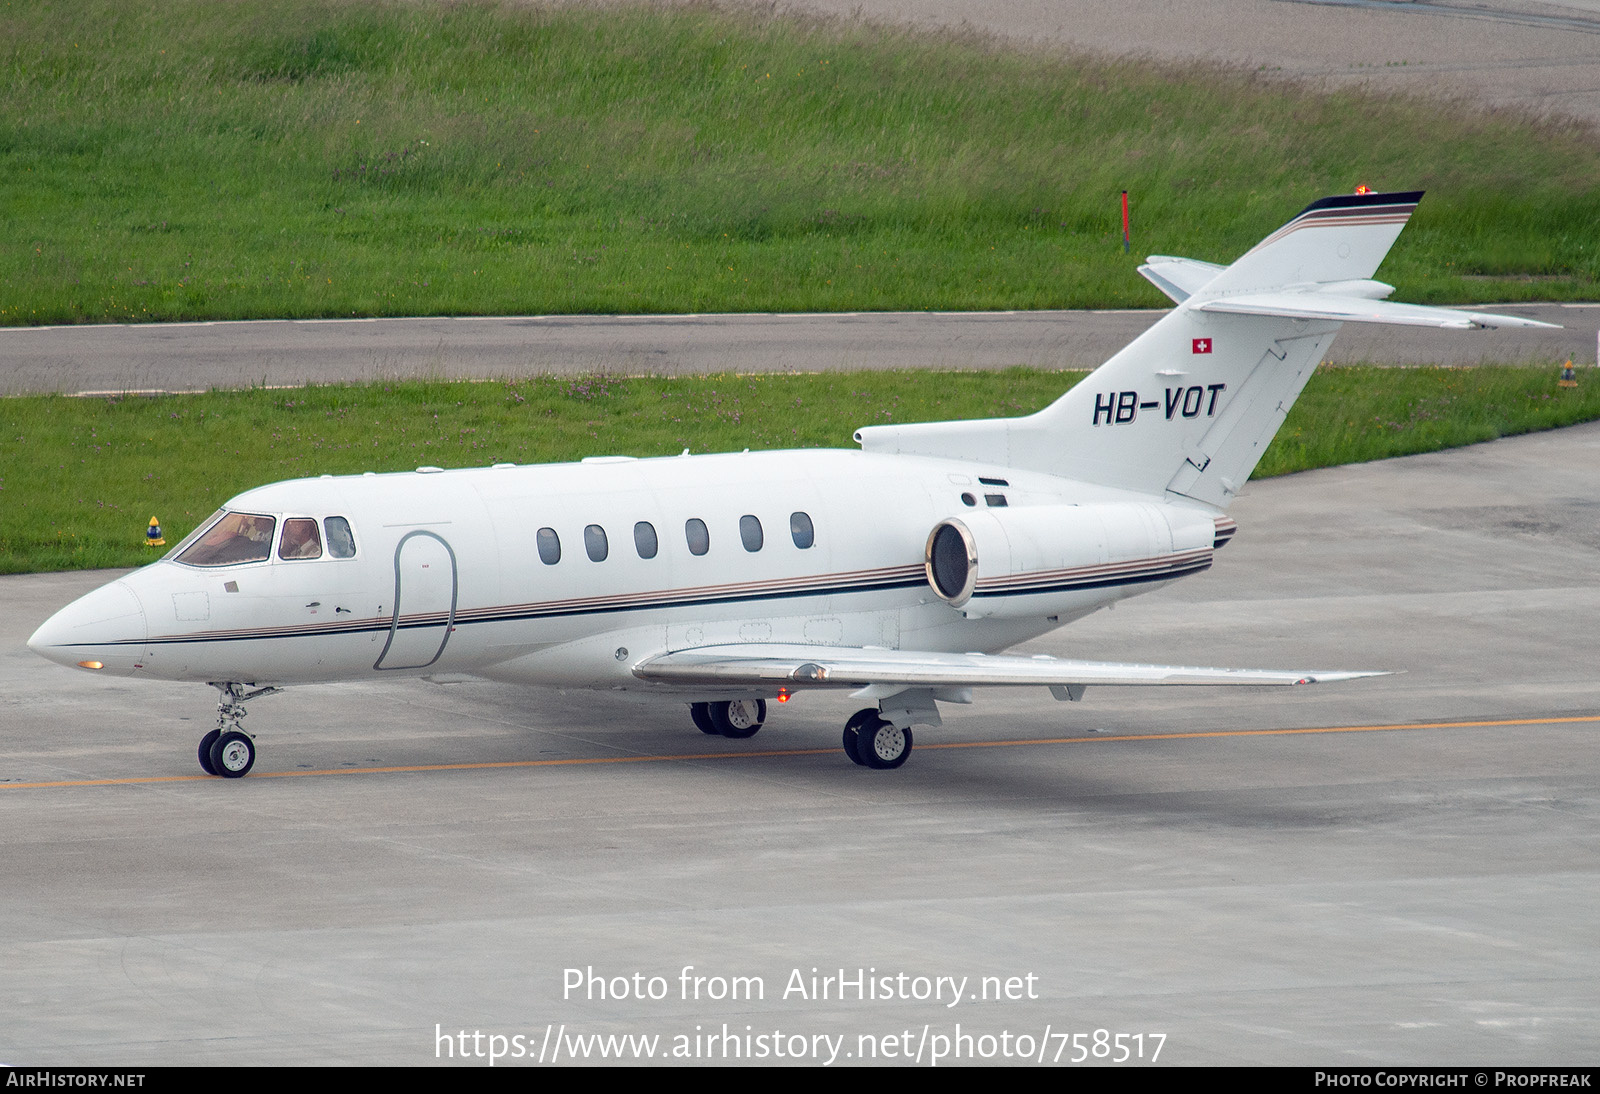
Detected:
[{"left": 374, "top": 530, "right": 459, "bottom": 671}]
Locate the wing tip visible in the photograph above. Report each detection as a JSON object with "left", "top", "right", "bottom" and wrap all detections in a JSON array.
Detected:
[{"left": 1293, "top": 670, "right": 1395, "bottom": 685}]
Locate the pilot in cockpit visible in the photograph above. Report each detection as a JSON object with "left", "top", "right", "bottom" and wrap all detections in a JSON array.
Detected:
[
  {"left": 239, "top": 515, "right": 273, "bottom": 547},
  {"left": 174, "top": 513, "right": 277, "bottom": 566},
  {"left": 278, "top": 518, "right": 323, "bottom": 560}
]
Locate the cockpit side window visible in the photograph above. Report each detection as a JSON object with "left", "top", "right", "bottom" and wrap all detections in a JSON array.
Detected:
[
  {"left": 175, "top": 512, "right": 277, "bottom": 567},
  {"left": 324, "top": 517, "right": 356, "bottom": 559},
  {"left": 278, "top": 518, "right": 323, "bottom": 560}
]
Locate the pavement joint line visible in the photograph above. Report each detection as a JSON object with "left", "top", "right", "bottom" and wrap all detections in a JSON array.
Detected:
[{"left": 2, "top": 712, "right": 1594, "bottom": 790}]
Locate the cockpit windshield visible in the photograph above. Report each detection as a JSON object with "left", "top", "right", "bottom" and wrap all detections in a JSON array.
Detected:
[
  {"left": 162, "top": 509, "right": 225, "bottom": 562},
  {"left": 175, "top": 512, "right": 278, "bottom": 567}
]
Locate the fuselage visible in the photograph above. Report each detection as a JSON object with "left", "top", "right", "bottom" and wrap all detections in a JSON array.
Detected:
[
  {"left": 23, "top": 191, "right": 1535, "bottom": 778},
  {"left": 27, "top": 447, "right": 1223, "bottom": 694}
]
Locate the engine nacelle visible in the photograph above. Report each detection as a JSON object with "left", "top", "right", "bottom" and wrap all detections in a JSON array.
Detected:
[{"left": 924, "top": 502, "right": 1219, "bottom": 619}]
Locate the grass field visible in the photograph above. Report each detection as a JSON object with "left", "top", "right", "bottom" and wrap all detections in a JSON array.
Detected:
[
  {"left": 6, "top": 4, "right": 1597, "bottom": 573},
  {"left": 3, "top": 0, "right": 1599, "bottom": 325},
  {"left": 2, "top": 365, "right": 1594, "bottom": 573}
]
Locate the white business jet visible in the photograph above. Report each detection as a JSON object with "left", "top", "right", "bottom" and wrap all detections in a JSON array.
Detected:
[{"left": 28, "top": 191, "right": 1556, "bottom": 777}]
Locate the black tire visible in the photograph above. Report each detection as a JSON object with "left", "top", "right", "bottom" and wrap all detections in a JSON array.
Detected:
[
  {"left": 842, "top": 708, "right": 877, "bottom": 766},
  {"left": 858, "top": 718, "right": 912, "bottom": 770},
  {"left": 209, "top": 730, "right": 256, "bottom": 778},
  {"left": 841, "top": 726, "right": 862, "bottom": 765},
  {"left": 710, "top": 699, "right": 766, "bottom": 739},
  {"left": 689, "top": 702, "right": 718, "bottom": 735},
  {"left": 197, "top": 729, "right": 221, "bottom": 776}
]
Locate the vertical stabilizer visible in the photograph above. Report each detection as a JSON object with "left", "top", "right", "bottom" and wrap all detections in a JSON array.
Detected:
[
  {"left": 1013, "top": 191, "right": 1424, "bottom": 504},
  {"left": 1196, "top": 191, "right": 1422, "bottom": 297},
  {"left": 855, "top": 191, "right": 1553, "bottom": 509}
]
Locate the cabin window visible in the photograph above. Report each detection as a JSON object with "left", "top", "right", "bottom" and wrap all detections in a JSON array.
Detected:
[
  {"left": 634, "top": 521, "right": 658, "bottom": 559},
  {"left": 324, "top": 517, "right": 356, "bottom": 559},
  {"left": 740, "top": 515, "right": 764, "bottom": 552},
  {"left": 175, "top": 512, "right": 277, "bottom": 567},
  {"left": 278, "top": 518, "right": 323, "bottom": 560},
  {"left": 685, "top": 518, "right": 709, "bottom": 556},
  {"left": 584, "top": 524, "right": 609, "bottom": 562},
  {"left": 790, "top": 511, "right": 814, "bottom": 549},
  {"left": 537, "top": 527, "right": 561, "bottom": 565}
]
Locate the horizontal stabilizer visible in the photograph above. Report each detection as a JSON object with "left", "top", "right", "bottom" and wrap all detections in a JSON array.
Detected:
[
  {"left": 635, "top": 644, "right": 1386, "bottom": 690},
  {"left": 1196, "top": 293, "right": 1560, "bottom": 330},
  {"left": 1139, "top": 256, "right": 1226, "bottom": 303}
]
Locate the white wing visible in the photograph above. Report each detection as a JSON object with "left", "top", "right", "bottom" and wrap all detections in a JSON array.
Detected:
[{"left": 633, "top": 643, "right": 1386, "bottom": 692}]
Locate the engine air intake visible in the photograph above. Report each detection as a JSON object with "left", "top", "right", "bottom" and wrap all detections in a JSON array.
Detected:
[{"left": 925, "top": 520, "right": 977, "bottom": 606}]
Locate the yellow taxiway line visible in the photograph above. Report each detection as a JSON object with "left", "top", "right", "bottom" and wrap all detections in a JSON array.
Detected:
[{"left": 4, "top": 713, "right": 1596, "bottom": 790}]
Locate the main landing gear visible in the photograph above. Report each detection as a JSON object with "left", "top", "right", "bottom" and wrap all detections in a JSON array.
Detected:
[
  {"left": 691, "top": 699, "right": 917, "bottom": 768},
  {"left": 690, "top": 699, "right": 767, "bottom": 739},
  {"left": 841, "top": 708, "right": 913, "bottom": 769},
  {"left": 198, "top": 682, "right": 280, "bottom": 778}
]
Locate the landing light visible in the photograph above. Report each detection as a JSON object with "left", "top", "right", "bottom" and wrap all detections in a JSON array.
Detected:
[{"left": 77, "top": 661, "right": 104, "bottom": 670}]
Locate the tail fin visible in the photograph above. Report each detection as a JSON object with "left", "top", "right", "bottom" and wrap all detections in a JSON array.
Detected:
[
  {"left": 1189, "top": 189, "right": 1423, "bottom": 298},
  {"left": 855, "top": 191, "right": 1557, "bottom": 509}
]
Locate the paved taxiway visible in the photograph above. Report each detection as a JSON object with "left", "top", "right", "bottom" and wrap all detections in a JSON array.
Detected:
[
  {"left": 2, "top": 304, "right": 1593, "bottom": 395},
  {"left": 4, "top": 419, "right": 1597, "bottom": 1064}
]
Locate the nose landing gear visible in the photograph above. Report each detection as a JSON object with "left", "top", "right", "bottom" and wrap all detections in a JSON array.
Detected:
[{"left": 199, "top": 682, "right": 280, "bottom": 778}]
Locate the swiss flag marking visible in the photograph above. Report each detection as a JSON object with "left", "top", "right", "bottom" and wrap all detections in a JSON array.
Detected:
[{"left": 1192, "top": 338, "right": 1212, "bottom": 354}]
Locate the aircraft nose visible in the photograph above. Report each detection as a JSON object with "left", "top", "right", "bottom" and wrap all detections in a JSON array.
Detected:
[{"left": 27, "top": 579, "right": 148, "bottom": 670}]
